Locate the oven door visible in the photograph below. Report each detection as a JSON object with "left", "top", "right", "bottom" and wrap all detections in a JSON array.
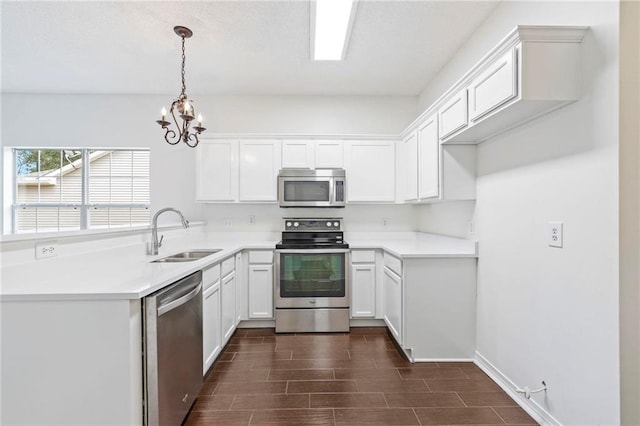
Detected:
[
  {"left": 278, "top": 177, "right": 335, "bottom": 207},
  {"left": 275, "top": 249, "right": 350, "bottom": 308}
]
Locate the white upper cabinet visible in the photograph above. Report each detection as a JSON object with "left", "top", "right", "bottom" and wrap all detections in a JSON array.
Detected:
[
  {"left": 441, "top": 25, "right": 587, "bottom": 144},
  {"left": 417, "top": 114, "right": 439, "bottom": 200},
  {"left": 282, "top": 140, "right": 314, "bottom": 169},
  {"left": 467, "top": 48, "right": 517, "bottom": 122},
  {"left": 438, "top": 89, "right": 468, "bottom": 140},
  {"left": 399, "top": 131, "right": 418, "bottom": 202},
  {"left": 315, "top": 140, "right": 343, "bottom": 168},
  {"left": 239, "top": 140, "right": 281, "bottom": 202},
  {"left": 196, "top": 140, "right": 238, "bottom": 202},
  {"left": 344, "top": 140, "right": 396, "bottom": 202},
  {"left": 281, "top": 139, "right": 344, "bottom": 169}
]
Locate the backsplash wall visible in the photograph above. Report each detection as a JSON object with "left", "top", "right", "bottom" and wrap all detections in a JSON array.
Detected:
[{"left": 203, "top": 203, "right": 419, "bottom": 232}]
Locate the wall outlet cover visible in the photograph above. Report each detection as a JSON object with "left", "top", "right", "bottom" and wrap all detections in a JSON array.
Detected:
[
  {"left": 547, "top": 222, "right": 563, "bottom": 248},
  {"left": 35, "top": 242, "right": 58, "bottom": 259}
]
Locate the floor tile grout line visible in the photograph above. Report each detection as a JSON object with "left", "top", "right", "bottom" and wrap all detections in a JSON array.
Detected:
[
  {"left": 454, "top": 391, "right": 467, "bottom": 407},
  {"left": 491, "top": 406, "right": 509, "bottom": 425},
  {"left": 411, "top": 407, "right": 423, "bottom": 425}
]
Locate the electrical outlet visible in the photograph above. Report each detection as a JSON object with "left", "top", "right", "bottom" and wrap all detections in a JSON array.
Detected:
[
  {"left": 223, "top": 219, "right": 233, "bottom": 228},
  {"left": 382, "top": 218, "right": 390, "bottom": 227},
  {"left": 249, "top": 215, "right": 256, "bottom": 225},
  {"left": 468, "top": 221, "right": 475, "bottom": 235},
  {"left": 35, "top": 242, "right": 58, "bottom": 259},
  {"left": 547, "top": 222, "right": 563, "bottom": 248}
]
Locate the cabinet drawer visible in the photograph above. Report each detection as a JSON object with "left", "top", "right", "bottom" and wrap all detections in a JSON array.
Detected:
[
  {"left": 383, "top": 253, "right": 402, "bottom": 276},
  {"left": 221, "top": 256, "right": 235, "bottom": 277},
  {"left": 249, "top": 250, "right": 273, "bottom": 264},
  {"left": 203, "top": 264, "right": 221, "bottom": 289},
  {"left": 351, "top": 250, "right": 376, "bottom": 263},
  {"left": 468, "top": 48, "right": 517, "bottom": 122}
]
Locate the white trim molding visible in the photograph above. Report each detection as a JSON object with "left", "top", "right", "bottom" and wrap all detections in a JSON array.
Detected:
[{"left": 475, "top": 351, "right": 561, "bottom": 426}]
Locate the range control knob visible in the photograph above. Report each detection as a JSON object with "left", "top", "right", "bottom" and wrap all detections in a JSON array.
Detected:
[
  {"left": 293, "top": 222, "right": 299, "bottom": 227},
  {"left": 326, "top": 221, "right": 332, "bottom": 227},
  {"left": 286, "top": 221, "right": 292, "bottom": 227},
  {"left": 333, "top": 221, "right": 339, "bottom": 228}
]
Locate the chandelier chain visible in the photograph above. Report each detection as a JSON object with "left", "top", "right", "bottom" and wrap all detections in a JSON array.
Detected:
[{"left": 180, "top": 36, "right": 187, "bottom": 96}]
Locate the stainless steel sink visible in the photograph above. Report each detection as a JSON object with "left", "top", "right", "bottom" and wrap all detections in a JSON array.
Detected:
[{"left": 151, "top": 249, "right": 222, "bottom": 263}]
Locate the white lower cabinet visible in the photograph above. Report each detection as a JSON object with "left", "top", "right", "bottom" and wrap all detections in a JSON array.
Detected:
[
  {"left": 248, "top": 265, "right": 274, "bottom": 318},
  {"left": 203, "top": 282, "right": 221, "bottom": 374},
  {"left": 247, "top": 250, "right": 274, "bottom": 319},
  {"left": 221, "top": 268, "right": 237, "bottom": 344},
  {"left": 382, "top": 253, "right": 477, "bottom": 361},
  {"left": 383, "top": 262, "right": 403, "bottom": 345},
  {"left": 350, "top": 250, "right": 377, "bottom": 318}
]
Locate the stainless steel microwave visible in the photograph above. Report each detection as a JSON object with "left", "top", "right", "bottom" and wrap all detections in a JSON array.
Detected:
[{"left": 278, "top": 168, "right": 346, "bottom": 208}]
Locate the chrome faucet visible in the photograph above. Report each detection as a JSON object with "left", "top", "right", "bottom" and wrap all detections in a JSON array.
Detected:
[{"left": 149, "top": 207, "right": 190, "bottom": 255}]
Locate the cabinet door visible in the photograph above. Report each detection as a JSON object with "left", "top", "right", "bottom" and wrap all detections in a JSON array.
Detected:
[
  {"left": 248, "top": 264, "right": 274, "bottom": 319},
  {"left": 400, "top": 131, "right": 418, "bottom": 202},
  {"left": 221, "top": 271, "right": 236, "bottom": 343},
  {"left": 438, "top": 89, "right": 468, "bottom": 140},
  {"left": 315, "top": 140, "right": 343, "bottom": 168},
  {"left": 196, "top": 140, "right": 238, "bottom": 201},
  {"left": 468, "top": 48, "right": 517, "bottom": 122},
  {"left": 235, "top": 252, "right": 245, "bottom": 323},
  {"left": 383, "top": 267, "right": 402, "bottom": 345},
  {"left": 282, "top": 140, "right": 314, "bottom": 168},
  {"left": 344, "top": 141, "right": 396, "bottom": 202},
  {"left": 418, "top": 114, "right": 440, "bottom": 199},
  {"left": 351, "top": 264, "right": 376, "bottom": 318},
  {"left": 203, "top": 283, "right": 221, "bottom": 375},
  {"left": 239, "top": 140, "right": 281, "bottom": 201}
]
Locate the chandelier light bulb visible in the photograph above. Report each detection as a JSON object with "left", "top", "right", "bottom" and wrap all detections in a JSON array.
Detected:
[
  {"left": 161, "top": 107, "right": 167, "bottom": 120},
  {"left": 198, "top": 114, "right": 203, "bottom": 126}
]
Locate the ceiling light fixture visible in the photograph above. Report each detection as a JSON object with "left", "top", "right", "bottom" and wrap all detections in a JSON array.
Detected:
[
  {"left": 312, "top": 0, "right": 358, "bottom": 61},
  {"left": 156, "top": 26, "right": 206, "bottom": 148}
]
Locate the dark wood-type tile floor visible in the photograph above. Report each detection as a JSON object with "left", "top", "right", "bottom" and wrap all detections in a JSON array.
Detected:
[{"left": 184, "top": 328, "right": 537, "bottom": 426}]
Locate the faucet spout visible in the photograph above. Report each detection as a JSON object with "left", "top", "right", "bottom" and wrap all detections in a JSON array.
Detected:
[{"left": 149, "top": 207, "right": 190, "bottom": 256}]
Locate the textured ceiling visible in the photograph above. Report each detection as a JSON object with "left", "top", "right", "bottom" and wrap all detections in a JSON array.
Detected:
[{"left": 1, "top": 1, "right": 500, "bottom": 96}]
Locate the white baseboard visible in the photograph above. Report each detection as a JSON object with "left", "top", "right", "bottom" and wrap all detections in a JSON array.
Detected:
[
  {"left": 474, "top": 351, "right": 561, "bottom": 426},
  {"left": 349, "top": 318, "right": 386, "bottom": 327},
  {"left": 414, "top": 358, "right": 475, "bottom": 362},
  {"left": 237, "top": 320, "right": 275, "bottom": 328}
]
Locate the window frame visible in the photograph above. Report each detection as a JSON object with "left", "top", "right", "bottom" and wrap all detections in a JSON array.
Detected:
[{"left": 10, "top": 147, "right": 150, "bottom": 234}]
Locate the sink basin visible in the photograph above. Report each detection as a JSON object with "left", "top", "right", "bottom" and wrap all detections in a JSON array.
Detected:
[{"left": 151, "top": 249, "right": 222, "bottom": 263}]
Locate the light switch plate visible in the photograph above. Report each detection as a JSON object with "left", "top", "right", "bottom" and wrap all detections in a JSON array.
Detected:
[{"left": 547, "top": 222, "right": 563, "bottom": 248}]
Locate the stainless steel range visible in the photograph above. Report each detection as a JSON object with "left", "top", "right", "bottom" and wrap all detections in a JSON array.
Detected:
[{"left": 275, "top": 218, "right": 350, "bottom": 333}]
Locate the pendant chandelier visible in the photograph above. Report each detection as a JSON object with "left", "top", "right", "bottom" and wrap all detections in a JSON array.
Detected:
[{"left": 156, "top": 26, "right": 206, "bottom": 148}]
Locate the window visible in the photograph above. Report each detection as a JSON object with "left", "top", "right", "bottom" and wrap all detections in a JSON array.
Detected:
[{"left": 12, "top": 148, "right": 150, "bottom": 233}]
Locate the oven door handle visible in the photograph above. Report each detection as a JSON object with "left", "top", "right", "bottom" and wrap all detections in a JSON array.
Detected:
[{"left": 275, "top": 249, "right": 351, "bottom": 254}]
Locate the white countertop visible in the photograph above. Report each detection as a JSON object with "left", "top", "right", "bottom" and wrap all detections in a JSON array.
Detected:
[
  {"left": 347, "top": 232, "right": 478, "bottom": 259},
  {"left": 0, "top": 232, "right": 476, "bottom": 302}
]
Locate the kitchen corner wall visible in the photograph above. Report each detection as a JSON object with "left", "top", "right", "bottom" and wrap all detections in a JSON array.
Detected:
[
  {"left": 0, "top": 94, "right": 417, "bottom": 230},
  {"left": 417, "top": 2, "right": 620, "bottom": 424}
]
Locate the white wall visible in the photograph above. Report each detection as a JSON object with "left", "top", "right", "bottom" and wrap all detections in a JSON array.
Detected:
[
  {"left": 416, "top": 2, "right": 620, "bottom": 424},
  {"left": 417, "top": 201, "right": 476, "bottom": 240},
  {"left": 0, "top": 94, "right": 418, "bottom": 230},
  {"left": 204, "top": 203, "right": 418, "bottom": 232}
]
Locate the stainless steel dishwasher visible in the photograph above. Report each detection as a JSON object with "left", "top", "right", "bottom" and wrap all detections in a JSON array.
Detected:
[{"left": 143, "top": 270, "right": 203, "bottom": 426}]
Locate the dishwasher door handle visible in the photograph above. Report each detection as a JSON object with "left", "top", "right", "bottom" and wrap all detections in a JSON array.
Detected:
[{"left": 158, "top": 284, "right": 202, "bottom": 317}]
